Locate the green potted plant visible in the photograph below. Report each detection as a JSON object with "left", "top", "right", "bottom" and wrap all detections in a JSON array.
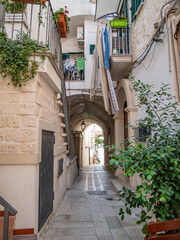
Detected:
[
  {"left": 72, "top": 130, "right": 82, "bottom": 137},
  {"left": 53, "top": 6, "right": 70, "bottom": 38},
  {"left": 110, "top": 16, "right": 128, "bottom": 29}
]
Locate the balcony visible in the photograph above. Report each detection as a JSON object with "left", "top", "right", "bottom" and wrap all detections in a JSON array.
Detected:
[
  {"left": 110, "top": 27, "right": 132, "bottom": 81},
  {"left": 1, "top": 0, "right": 63, "bottom": 72}
]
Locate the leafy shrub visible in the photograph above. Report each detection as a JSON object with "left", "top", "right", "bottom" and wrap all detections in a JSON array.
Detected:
[{"left": 108, "top": 79, "right": 180, "bottom": 234}]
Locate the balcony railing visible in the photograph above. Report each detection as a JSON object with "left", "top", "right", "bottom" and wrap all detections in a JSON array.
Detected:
[
  {"left": 0, "top": 0, "right": 63, "bottom": 71},
  {"left": 111, "top": 27, "right": 130, "bottom": 55}
]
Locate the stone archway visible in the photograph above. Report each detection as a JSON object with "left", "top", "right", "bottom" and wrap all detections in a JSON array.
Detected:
[
  {"left": 114, "top": 79, "right": 138, "bottom": 189},
  {"left": 67, "top": 94, "right": 114, "bottom": 168}
]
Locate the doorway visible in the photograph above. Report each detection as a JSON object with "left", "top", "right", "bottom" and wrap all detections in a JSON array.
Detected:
[
  {"left": 83, "top": 124, "right": 104, "bottom": 166},
  {"left": 38, "top": 130, "right": 54, "bottom": 231}
]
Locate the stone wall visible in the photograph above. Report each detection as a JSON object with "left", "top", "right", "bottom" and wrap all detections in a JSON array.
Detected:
[
  {"left": 0, "top": 74, "right": 63, "bottom": 154},
  {"left": 0, "top": 78, "right": 38, "bottom": 154},
  {"left": 131, "top": 0, "right": 173, "bottom": 61}
]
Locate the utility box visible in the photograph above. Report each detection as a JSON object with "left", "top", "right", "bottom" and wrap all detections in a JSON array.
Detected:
[{"left": 77, "top": 27, "right": 84, "bottom": 40}]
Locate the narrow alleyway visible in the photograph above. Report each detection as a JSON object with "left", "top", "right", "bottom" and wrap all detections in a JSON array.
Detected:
[{"left": 42, "top": 165, "right": 144, "bottom": 240}]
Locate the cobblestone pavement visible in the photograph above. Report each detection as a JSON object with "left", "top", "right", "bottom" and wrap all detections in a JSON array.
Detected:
[{"left": 41, "top": 165, "right": 144, "bottom": 240}]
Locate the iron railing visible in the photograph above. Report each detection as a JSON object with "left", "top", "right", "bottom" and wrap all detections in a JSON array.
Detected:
[
  {"left": 111, "top": 27, "right": 131, "bottom": 55},
  {"left": 0, "top": 196, "right": 17, "bottom": 240},
  {"left": 1, "top": 0, "right": 63, "bottom": 71}
]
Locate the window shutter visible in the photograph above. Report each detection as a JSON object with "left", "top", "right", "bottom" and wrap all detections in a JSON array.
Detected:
[{"left": 131, "top": 0, "right": 144, "bottom": 21}]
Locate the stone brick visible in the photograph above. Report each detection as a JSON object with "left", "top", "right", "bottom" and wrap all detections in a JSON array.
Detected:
[
  {"left": 21, "top": 116, "right": 37, "bottom": 128},
  {"left": 0, "top": 78, "right": 16, "bottom": 91},
  {"left": 0, "top": 104, "right": 21, "bottom": 115},
  {"left": 0, "top": 93, "right": 21, "bottom": 103},
  {"left": 0, "top": 130, "right": 3, "bottom": 141},
  {"left": 20, "top": 92, "right": 37, "bottom": 103},
  {"left": 20, "top": 78, "right": 38, "bottom": 92},
  {"left": 20, "top": 104, "right": 39, "bottom": 116},
  {"left": 0, "top": 143, "right": 21, "bottom": 153},
  {"left": 20, "top": 143, "right": 36, "bottom": 153},
  {"left": 5, "top": 129, "right": 36, "bottom": 142},
  {"left": 0, "top": 116, "right": 20, "bottom": 128}
]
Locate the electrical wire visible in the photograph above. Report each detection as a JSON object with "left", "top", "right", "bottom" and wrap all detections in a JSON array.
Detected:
[
  {"left": 129, "top": 0, "right": 179, "bottom": 73},
  {"left": 143, "top": 42, "right": 157, "bottom": 70}
]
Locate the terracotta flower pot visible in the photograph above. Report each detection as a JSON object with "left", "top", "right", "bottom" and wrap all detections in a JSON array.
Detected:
[
  {"left": 0, "top": 216, "right": 16, "bottom": 240},
  {"left": 57, "top": 13, "right": 67, "bottom": 38},
  {"left": 75, "top": 133, "right": 81, "bottom": 137},
  {"left": 12, "top": 0, "right": 46, "bottom": 5}
]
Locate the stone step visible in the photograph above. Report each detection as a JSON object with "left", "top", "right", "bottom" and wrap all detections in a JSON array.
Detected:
[
  {"left": 110, "top": 179, "right": 124, "bottom": 193},
  {"left": 13, "top": 234, "right": 37, "bottom": 240}
]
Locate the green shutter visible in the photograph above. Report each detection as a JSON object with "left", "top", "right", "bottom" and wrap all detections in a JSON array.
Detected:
[
  {"left": 89, "top": 44, "right": 95, "bottom": 55},
  {"left": 131, "top": 0, "right": 144, "bottom": 21},
  {"left": 120, "top": 0, "right": 128, "bottom": 18}
]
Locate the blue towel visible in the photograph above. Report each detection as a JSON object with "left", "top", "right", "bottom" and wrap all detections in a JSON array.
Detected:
[{"left": 104, "top": 26, "right": 110, "bottom": 69}]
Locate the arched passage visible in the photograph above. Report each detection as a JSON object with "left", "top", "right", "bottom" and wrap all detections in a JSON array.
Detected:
[
  {"left": 114, "top": 79, "right": 138, "bottom": 189},
  {"left": 82, "top": 124, "right": 104, "bottom": 166},
  {"left": 67, "top": 94, "right": 114, "bottom": 168}
]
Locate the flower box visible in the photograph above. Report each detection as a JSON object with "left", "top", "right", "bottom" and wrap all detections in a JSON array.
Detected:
[
  {"left": 110, "top": 18, "right": 128, "bottom": 29},
  {"left": 57, "top": 13, "right": 67, "bottom": 38},
  {"left": 75, "top": 132, "right": 81, "bottom": 137},
  {"left": 12, "top": 0, "right": 46, "bottom": 5}
]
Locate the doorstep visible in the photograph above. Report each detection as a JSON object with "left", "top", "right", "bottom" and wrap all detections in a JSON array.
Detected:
[{"left": 13, "top": 234, "right": 37, "bottom": 240}]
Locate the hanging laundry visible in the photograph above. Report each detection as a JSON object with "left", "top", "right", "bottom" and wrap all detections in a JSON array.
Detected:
[
  {"left": 64, "top": 58, "right": 71, "bottom": 70},
  {"left": 104, "top": 26, "right": 110, "bottom": 69},
  {"left": 70, "top": 58, "right": 75, "bottom": 66},
  {"left": 77, "top": 57, "right": 84, "bottom": 70}
]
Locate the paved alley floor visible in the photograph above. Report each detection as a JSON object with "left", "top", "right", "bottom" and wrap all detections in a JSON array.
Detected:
[{"left": 42, "top": 165, "right": 144, "bottom": 240}]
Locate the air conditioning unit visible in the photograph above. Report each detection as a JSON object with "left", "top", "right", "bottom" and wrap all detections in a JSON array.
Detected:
[{"left": 77, "top": 27, "right": 84, "bottom": 40}]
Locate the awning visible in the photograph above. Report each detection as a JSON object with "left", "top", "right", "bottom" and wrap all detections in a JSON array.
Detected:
[{"left": 95, "top": 0, "right": 123, "bottom": 21}]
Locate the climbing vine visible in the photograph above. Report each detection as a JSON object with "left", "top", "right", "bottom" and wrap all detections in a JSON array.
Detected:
[
  {"left": 0, "top": 31, "right": 47, "bottom": 87},
  {"left": 0, "top": 0, "right": 27, "bottom": 13}
]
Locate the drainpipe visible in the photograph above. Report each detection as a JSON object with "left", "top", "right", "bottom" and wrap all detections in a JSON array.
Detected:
[{"left": 0, "top": 0, "right": 6, "bottom": 29}]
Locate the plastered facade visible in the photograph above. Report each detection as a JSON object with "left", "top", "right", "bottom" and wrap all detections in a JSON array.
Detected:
[{"left": 131, "top": 0, "right": 173, "bottom": 61}]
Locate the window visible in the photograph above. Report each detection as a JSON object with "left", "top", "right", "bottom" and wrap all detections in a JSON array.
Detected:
[{"left": 131, "top": 0, "right": 144, "bottom": 21}]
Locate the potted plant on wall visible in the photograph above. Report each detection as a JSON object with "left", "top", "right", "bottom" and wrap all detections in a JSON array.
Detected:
[
  {"left": 110, "top": 15, "right": 128, "bottom": 29},
  {"left": 72, "top": 130, "right": 82, "bottom": 138},
  {"left": 53, "top": 6, "right": 70, "bottom": 38}
]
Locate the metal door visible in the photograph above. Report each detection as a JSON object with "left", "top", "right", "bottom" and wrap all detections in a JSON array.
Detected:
[{"left": 38, "top": 130, "right": 54, "bottom": 231}]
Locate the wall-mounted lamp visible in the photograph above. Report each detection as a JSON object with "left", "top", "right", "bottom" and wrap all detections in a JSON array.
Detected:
[{"left": 81, "top": 120, "right": 86, "bottom": 131}]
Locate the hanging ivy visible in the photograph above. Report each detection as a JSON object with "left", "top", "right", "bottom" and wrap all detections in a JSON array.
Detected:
[{"left": 0, "top": 31, "right": 47, "bottom": 87}]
